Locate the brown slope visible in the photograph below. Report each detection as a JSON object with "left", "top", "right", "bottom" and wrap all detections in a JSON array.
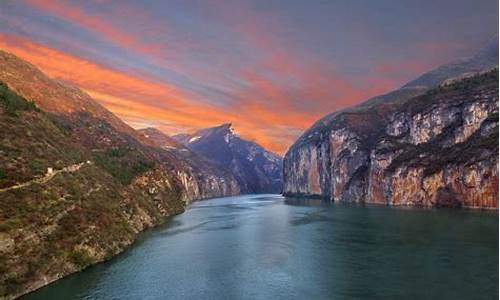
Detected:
[
  {"left": 138, "top": 127, "right": 184, "bottom": 149},
  {"left": 0, "top": 49, "right": 239, "bottom": 201},
  {"left": 0, "top": 82, "right": 186, "bottom": 299},
  {"left": 0, "top": 50, "right": 151, "bottom": 145}
]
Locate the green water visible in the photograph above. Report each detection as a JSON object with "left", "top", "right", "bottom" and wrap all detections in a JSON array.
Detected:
[{"left": 21, "top": 194, "right": 498, "bottom": 299}]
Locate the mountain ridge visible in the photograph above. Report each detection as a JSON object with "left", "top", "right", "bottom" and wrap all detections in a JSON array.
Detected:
[{"left": 290, "top": 36, "right": 499, "bottom": 153}]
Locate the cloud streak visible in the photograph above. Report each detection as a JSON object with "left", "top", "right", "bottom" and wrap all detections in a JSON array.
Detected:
[{"left": 0, "top": 0, "right": 496, "bottom": 153}]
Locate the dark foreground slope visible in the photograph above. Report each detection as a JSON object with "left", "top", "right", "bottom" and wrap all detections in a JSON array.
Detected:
[
  {"left": 0, "top": 51, "right": 238, "bottom": 299},
  {"left": 284, "top": 44, "right": 499, "bottom": 208},
  {"left": 0, "top": 83, "right": 184, "bottom": 298},
  {"left": 172, "top": 123, "right": 283, "bottom": 194}
]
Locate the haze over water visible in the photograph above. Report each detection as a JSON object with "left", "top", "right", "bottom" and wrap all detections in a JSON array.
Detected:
[{"left": 22, "top": 195, "right": 498, "bottom": 300}]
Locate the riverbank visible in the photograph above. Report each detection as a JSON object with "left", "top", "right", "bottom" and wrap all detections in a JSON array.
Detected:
[{"left": 3, "top": 204, "right": 185, "bottom": 300}]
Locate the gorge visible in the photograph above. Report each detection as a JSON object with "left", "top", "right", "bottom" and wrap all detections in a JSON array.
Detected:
[{"left": 0, "top": 14, "right": 497, "bottom": 300}]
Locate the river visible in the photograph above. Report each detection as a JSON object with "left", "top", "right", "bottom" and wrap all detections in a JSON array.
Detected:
[{"left": 21, "top": 194, "right": 498, "bottom": 300}]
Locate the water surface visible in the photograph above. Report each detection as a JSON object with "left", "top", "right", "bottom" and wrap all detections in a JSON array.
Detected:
[{"left": 22, "top": 194, "right": 498, "bottom": 299}]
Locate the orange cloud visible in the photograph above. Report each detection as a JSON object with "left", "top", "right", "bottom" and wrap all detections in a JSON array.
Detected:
[
  {"left": 0, "top": 33, "right": 309, "bottom": 153},
  {"left": 0, "top": 0, "right": 405, "bottom": 156},
  {"left": 0, "top": 35, "right": 186, "bottom": 104},
  {"left": 8, "top": 0, "right": 408, "bottom": 154}
]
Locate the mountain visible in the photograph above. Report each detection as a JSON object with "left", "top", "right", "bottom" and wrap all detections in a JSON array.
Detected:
[
  {"left": 0, "top": 51, "right": 239, "bottom": 299},
  {"left": 138, "top": 127, "right": 240, "bottom": 194},
  {"left": 172, "top": 123, "right": 283, "bottom": 194},
  {"left": 0, "top": 50, "right": 240, "bottom": 202},
  {"left": 293, "top": 37, "right": 499, "bottom": 152},
  {"left": 284, "top": 40, "right": 499, "bottom": 209}
]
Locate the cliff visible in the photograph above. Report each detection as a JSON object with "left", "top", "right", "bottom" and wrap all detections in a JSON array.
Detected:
[{"left": 284, "top": 68, "right": 498, "bottom": 208}]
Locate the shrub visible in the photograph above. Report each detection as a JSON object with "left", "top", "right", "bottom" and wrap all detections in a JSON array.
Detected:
[
  {"left": 107, "top": 147, "right": 130, "bottom": 157},
  {"left": 68, "top": 248, "right": 93, "bottom": 268},
  {"left": 93, "top": 149, "right": 154, "bottom": 185},
  {"left": 0, "top": 82, "right": 39, "bottom": 116}
]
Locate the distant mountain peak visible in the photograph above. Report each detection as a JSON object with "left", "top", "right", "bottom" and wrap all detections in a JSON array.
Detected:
[
  {"left": 172, "top": 123, "right": 283, "bottom": 194},
  {"left": 207, "top": 122, "right": 235, "bottom": 134},
  {"left": 183, "top": 123, "right": 239, "bottom": 145}
]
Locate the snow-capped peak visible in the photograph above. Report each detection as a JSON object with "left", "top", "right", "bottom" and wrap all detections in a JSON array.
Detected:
[{"left": 188, "top": 136, "right": 201, "bottom": 143}]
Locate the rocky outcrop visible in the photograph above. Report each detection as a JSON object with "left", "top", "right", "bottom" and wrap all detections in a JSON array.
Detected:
[{"left": 284, "top": 69, "right": 499, "bottom": 209}]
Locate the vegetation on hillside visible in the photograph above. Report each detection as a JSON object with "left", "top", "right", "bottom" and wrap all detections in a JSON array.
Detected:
[
  {"left": 0, "top": 83, "right": 184, "bottom": 298},
  {"left": 0, "top": 82, "right": 39, "bottom": 116},
  {"left": 93, "top": 146, "right": 155, "bottom": 184}
]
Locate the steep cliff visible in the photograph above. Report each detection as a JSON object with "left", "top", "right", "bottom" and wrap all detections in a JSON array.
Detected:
[
  {"left": 284, "top": 67, "right": 498, "bottom": 208},
  {"left": 173, "top": 123, "right": 283, "bottom": 194}
]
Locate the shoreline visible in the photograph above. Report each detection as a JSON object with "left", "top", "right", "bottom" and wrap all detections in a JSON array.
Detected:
[
  {"left": 6, "top": 205, "right": 186, "bottom": 300},
  {"left": 6, "top": 192, "right": 273, "bottom": 300},
  {"left": 282, "top": 193, "right": 499, "bottom": 211}
]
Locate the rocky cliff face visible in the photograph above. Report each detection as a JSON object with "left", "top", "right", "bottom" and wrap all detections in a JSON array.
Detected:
[
  {"left": 284, "top": 68, "right": 498, "bottom": 209},
  {"left": 173, "top": 123, "right": 283, "bottom": 194}
]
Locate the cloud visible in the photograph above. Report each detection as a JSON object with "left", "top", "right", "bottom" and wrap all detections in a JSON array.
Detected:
[
  {"left": 0, "top": 33, "right": 300, "bottom": 153},
  {"left": 25, "top": 0, "right": 167, "bottom": 59},
  {"left": 3, "top": 0, "right": 489, "bottom": 154}
]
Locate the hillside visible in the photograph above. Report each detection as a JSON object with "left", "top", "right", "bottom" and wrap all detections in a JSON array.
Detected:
[
  {"left": 0, "top": 52, "right": 239, "bottom": 299},
  {"left": 0, "top": 82, "right": 188, "bottom": 298}
]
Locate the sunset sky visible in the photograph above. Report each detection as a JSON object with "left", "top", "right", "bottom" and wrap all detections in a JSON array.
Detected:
[{"left": 0, "top": 0, "right": 497, "bottom": 154}]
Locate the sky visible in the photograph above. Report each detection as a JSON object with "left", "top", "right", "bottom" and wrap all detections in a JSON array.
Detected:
[{"left": 0, "top": 0, "right": 497, "bottom": 154}]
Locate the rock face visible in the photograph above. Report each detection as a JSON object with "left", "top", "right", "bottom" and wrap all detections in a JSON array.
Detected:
[
  {"left": 173, "top": 123, "right": 283, "bottom": 194},
  {"left": 138, "top": 127, "right": 240, "bottom": 202},
  {"left": 0, "top": 51, "right": 238, "bottom": 299},
  {"left": 284, "top": 47, "right": 499, "bottom": 209}
]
